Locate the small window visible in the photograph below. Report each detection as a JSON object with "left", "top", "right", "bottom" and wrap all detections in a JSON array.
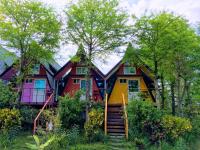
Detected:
[
  {"left": 124, "top": 67, "right": 136, "bottom": 75},
  {"left": 26, "top": 79, "right": 33, "bottom": 83},
  {"left": 73, "top": 79, "right": 80, "bottom": 84},
  {"left": 33, "top": 64, "right": 40, "bottom": 74},
  {"left": 76, "top": 67, "right": 87, "bottom": 75},
  {"left": 120, "top": 79, "right": 126, "bottom": 83}
]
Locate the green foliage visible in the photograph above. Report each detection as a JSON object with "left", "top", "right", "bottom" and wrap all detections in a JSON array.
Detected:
[
  {"left": 128, "top": 100, "right": 193, "bottom": 145},
  {"left": 0, "top": 80, "right": 17, "bottom": 108},
  {"left": 0, "top": 127, "right": 21, "bottom": 149},
  {"left": 19, "top": 106, "right": 38, "bottom": 128},
  {"left": 127, "top": 100, "right": 163, "bottom": 140},
  {"left": 84, "top": 108, "right": 104, "bottom": 142},
  {"left": 162, "top": 115, "right": 192, "bottom": 140},
  {"left": 26, "top": 135, "right": 55, "bottom": 150},
  {"left": 0, "top": 0, "right": 61, "bottom": 83},
  {"left": 58, "top": 92, "right": 86, "bottom": 129},
  {"left": 66, "top": 0, "right": 130, "bottom": 55},
  {"left": 0, "top": 108, "right": 21, "bottom": 131}
]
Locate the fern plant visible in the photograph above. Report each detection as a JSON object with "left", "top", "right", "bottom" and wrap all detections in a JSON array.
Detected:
[{"left": 26, "top": 135, "right": 55, "bottom": 150}]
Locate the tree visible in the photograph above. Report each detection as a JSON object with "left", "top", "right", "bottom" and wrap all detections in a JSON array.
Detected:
[
  {"left": 0, "top": 0, "right": 61, "bottom": 100},
  {"left": 162, "top": 17, "right": 200, "bottom": 115},
  {"left": 132, "top": 12, "right": 200, "bottom": 114},
  {"left": 132, "top": 12, "right": 180, "bottom": 108},
  {"left": 65, "top": 0, "right": 130, "bottom": 118}
]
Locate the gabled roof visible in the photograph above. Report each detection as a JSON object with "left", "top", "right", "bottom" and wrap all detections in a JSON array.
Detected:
[
  {"left": 0, "top": 47, "right": 17, "bottom": 76},
  {"left": 55, "top": 46, "right": 105, "bottom": 78},
  {"left": 105, "top": 43, "right": 154, "bottom": 80},
  {"left": 0, "top": 47, "right": 61, "bottom": 78}
]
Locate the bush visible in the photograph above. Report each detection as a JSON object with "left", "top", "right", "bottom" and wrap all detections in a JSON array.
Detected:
[
  {"left": 0, "top": 108, "right": 21, "bottom": 131},
  {"left": 58, "top": 92, "right": 86, "bottom": 129},
  {"left": 162, "top": 115, "right": 192, "bottom": 140},
  {"left": 19, "top": 106, "right": 38, "bottom": 129},
  {"left": 84, "top": 108, "right": 104, "bottom": 142},
  {"left": 0, "top": 80, "right": 17, "bottom": 108},
  {"left": 127, "top": 100, "right": 163, "bottom": 142}
]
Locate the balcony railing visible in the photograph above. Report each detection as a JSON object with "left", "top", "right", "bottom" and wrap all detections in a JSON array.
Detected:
[{"left": 21, "top": 88, "right": 53, "bottom": 105}]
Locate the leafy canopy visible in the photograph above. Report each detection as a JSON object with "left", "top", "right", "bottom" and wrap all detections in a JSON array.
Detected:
[
  {"left": 0, "top": 0, "right": 61, "bottom": 71},
  {"left": 66, "top": 0, "right": 130, "bottom": 59}
]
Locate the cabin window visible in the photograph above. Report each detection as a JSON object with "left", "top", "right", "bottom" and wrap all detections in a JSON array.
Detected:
[
  {"left": 73, "top": 79, "right": 80, "bottom": 84},
  {"left": 124, "top": 67, "right": 136, "bottom": 75},
  {"left": 76, "top": 67, "right": 87, "bottom": 75},
  {"left": 25, "top": 79, "right": 33, "bottom": 83},
  {"left": 128, "top": 80, "right": 139, "bottom": 92},
  {"left": 33, "top": 64, "right": 40, "bottom": 74},
  {"left": 120, "top": 79, "right": 126, "bottom": 83}
]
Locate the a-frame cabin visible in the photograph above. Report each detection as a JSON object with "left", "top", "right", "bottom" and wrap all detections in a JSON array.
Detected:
[{"left": 55, "top": 47, "right": 105, "bottom": 101}]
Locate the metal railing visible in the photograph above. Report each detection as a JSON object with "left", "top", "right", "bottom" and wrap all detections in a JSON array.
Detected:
[
  {"left": 33, "top": 93, "right": 54, "bottom": 134},
  {"left": 21, "top": 88, "right": 53, "bottom": 105}
]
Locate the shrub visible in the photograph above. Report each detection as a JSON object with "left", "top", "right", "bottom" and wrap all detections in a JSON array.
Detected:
[
  {"left": 58, "top": 92, "right": 86, "bottom": 129},
  {"left": 127, "top": 100, "right": 163, "bottom": 141},
  {"left": 84, "top": 108, "right": 104, "bottom": 142},
  {"left": 19, "top": 106, "right": 39, "bottom": 130},
  {"left": 0, "top": 108, "right": 21, "bottom": 131},
  {"left": 162, "top": 115, "right": 192, "bottom": 140},
  {"left": 0, "top": 80, "right": 17, "bottom": 108}
]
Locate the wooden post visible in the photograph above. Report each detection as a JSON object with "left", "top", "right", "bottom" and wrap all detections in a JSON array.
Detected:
[{"left": 104, "top": 94, "right": 108, "bottom": 135}]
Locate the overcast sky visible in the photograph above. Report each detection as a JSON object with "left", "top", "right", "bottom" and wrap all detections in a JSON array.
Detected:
[{"left": 39, "top": 0, "right": 200, "bottom": 74}]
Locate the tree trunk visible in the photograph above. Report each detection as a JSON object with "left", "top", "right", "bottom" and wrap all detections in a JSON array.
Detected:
[
  {"left": 154, "top": 60, "right": 160, "bottom": 108},
  {"left": 85, "top": 45, "right": 93, "bottom": 122},
  {"left": 161, "top": 73, "right": 165, "bottom": 109},
  {"left": 170, "top": 81, "right": 175, "bottom": 116},
  {"left": 177, "top": 74, "right": 182, "bottom": 116},
  {"left": 17, "top": 53, "right": 25, "bottom": 104}
]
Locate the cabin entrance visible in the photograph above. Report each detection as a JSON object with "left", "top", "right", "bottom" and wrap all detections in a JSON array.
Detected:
[
  {"left": 80, "top": 79, "right": 92, "bottom": 100},
  {"left": 128, "top": 80, "right": 139, "bottom": 100}
]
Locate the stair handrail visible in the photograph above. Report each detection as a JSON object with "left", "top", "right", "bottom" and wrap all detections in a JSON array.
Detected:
[
  {"left": 33, "top": 92, "right": 54, "bottom": 134},
  {"left": 122, "top": 93, "right": 128, "bottom": 139},
  {"left": 104, "top": 93, "right": 108, "bottom": 135}
]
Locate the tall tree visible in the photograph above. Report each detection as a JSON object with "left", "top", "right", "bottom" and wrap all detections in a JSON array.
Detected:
[
  {"left": 0, "top": 0, "right": 61, "bottom": 100},
  {"left": 162, "top": 18, "right": 200, "bottom": 115},
  {"left": 65, "top": 0, "right": 130, "bottom": 102},
  {"left": 132, "top": 12, "right": 200, "bottom": 114},
  {"left": 133, "top": 12, "right": 180, "bottom": 108}
]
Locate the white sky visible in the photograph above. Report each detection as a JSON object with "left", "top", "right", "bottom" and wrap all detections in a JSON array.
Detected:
[{"left": 39, "top": 0, "right": 200, "bottom": 74}]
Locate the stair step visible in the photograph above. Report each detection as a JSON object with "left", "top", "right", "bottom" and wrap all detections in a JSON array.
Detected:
[
  {"left": 107, "top": 121, "right": 124, "bottom": 125},
  {"left": 107, "top": 115, "right": 122, "bottom": 119},
  {"left": 108, "top": 129, "right": 125, "bottom": 133},
  {"left": 108, "top": 107, "right": 122, "bottom": 111},
  {"left": 107, "top": 118, "right": 124, "bottom": 122},
  {"left": 109, "top": 133, "right": 125, "bottom": 137},
  {"left": 107, "top": 125, "right": 124, "bottom": 129}
]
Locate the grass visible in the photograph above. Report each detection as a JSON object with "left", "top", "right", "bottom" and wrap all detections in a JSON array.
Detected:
[{"left": 0, "top": 131, "right": 200, "bottom": 150}]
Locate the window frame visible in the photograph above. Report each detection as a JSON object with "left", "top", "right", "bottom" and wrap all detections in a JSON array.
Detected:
[
  {"left": 76, "top": 67, "right": 87, "bottom": 75},
  {"left": 120, "top": 79, "right": 127, "bottom": 83},
  {"left": 73, "top": 79, "right": 80, "bottom": 84},
  {"left": 124, "top": 67, "right": 136, "bottom": 75},
  {"left": 33, "top": 64, "right": 40, "bottom": 75}
]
